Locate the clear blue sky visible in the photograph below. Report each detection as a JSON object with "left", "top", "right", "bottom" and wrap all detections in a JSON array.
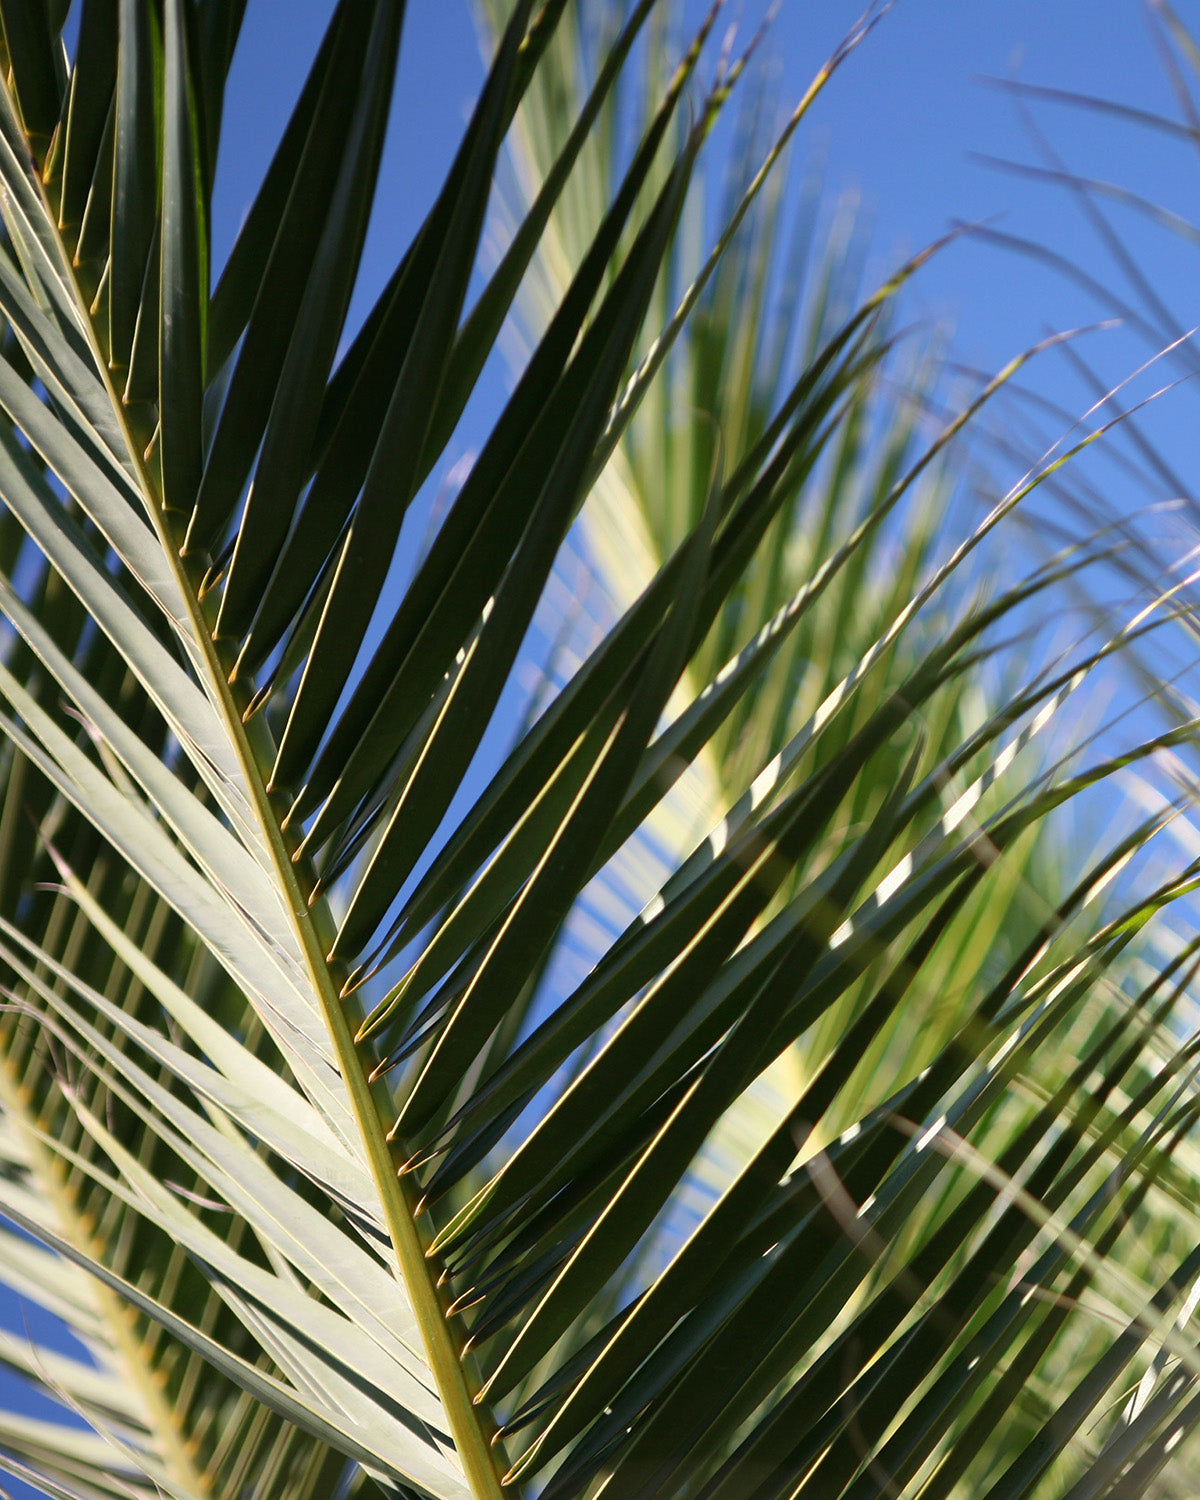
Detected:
[
  {"left": 212, "top": 0, "right": 1197, "bottom": 503},
  {"left": 5, "top": 1, "right": 1199, "bottom": 1490},
  {"left": 204, "top": 0, "right": 1200, "bottom": 637}
]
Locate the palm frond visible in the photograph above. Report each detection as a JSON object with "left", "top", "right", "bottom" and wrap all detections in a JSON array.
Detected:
[{"left": 0, "top": 3, "right": 1196, "bottom": 1499}]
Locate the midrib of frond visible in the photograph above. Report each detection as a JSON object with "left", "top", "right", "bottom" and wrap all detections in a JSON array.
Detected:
[
  {"left": 0, "top": 1052, "right": 210, "bottom": 1499},
  {"left": 581, "top": 451, "right": 807, "bottom": 1117},
  {"left": 6, "top": 86, "right": 509, "bottom": 1500},
  {"left": 161, "top": 586, "right": 508, "bottom": 1500},
  {"left": 523, "top": 204, "right": 810, "bottom": 1143},
  {"left": 494, "top": 62, "right": 726, "bottom": 856},
  {"left": 492, "top": 14, "right": 807, "bottom": 1172}
]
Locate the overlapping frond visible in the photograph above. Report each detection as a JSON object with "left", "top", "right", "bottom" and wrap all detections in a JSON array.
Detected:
[{"left": 0, "top": 3, "right": 1196, "bottom": 1499}]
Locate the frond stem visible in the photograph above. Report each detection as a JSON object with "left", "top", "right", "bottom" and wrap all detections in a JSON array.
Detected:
[
  {"left": 1, "top": 75, "right": 509, "bottom": 1500},
  {"left": 0, "top": 1061, "right": 217, "bottom": 1499}
]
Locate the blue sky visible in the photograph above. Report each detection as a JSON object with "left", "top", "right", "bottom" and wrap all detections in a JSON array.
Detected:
[
  {"left": 205, "top": 0, "right": 1200, "bottom": 678},
  {"left": 5, "top": 1, "right": 1200, "bottom": 1491},
  {"left": 213, "top": 0, "right": 1198, "bottom": 495}
]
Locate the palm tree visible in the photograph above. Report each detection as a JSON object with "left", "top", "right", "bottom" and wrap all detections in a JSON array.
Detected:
[{"left": 0, "top": 3, "right": 1198, "bottom": 1498}]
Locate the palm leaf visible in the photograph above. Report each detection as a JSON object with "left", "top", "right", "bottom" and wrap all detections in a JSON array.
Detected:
[
  {"left": 479, "top": 0, "right": 1112, "bottom": 1364},
  {"left": 0, "top": 3, "right": 1197, "bottom": 1499}
]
